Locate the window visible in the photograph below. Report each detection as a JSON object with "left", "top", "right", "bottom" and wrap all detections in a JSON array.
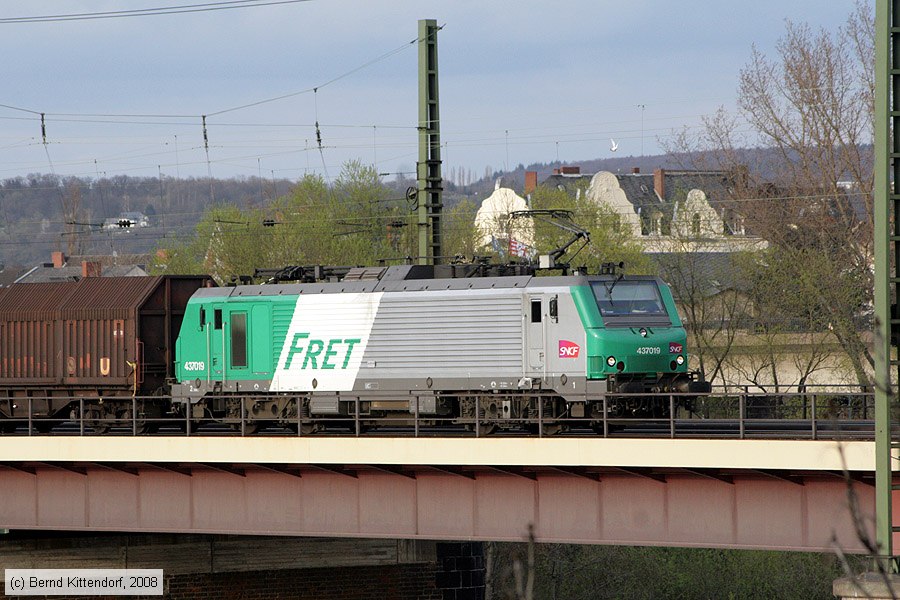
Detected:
[
  {"left": 214, "top": 308, "right": 223, "bottom": 330},
  {"left": 231, "top": 312, "right": 247, "bottom": 368},
  {"left": 691, "top": 213, "right": 701, "bottom": 237},
  {"left": 531, "top": 299, "right": 542, "bottom": 323},
  {"left": 590, "top": 280, "right": 671, "bottom": 327}
]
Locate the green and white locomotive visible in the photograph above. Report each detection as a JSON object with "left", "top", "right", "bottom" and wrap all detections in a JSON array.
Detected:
[{"left": 172, "top": 264, "right": 708, "bottom": 433}]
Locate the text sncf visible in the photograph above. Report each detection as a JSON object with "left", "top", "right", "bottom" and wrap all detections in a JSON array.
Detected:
[{"left": 558, "top": 340, "right": 580, "bottom": 358}]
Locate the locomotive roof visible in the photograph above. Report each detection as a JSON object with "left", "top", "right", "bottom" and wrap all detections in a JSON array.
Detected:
[{"left": 193, "top": 272, "right": 663, "bottom": 299}]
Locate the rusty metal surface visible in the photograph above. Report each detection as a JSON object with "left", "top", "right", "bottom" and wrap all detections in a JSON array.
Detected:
[
  {"left": 0, "top": 276, "right": 209, "bottom": 392},
  {"left": 0, "top": 464, "right": 876, "bottom": 553},
  {"left": 0, "top": 282, "right": 77, "bottom": 320}
]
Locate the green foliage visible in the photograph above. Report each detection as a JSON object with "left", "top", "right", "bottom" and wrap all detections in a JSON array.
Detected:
[
  {"left": 153, "top": 161, "right": 415, "bottom": 281},
  {"left": 443, "top": 198, "right": 480, "bottom": 259},
  {"left": 529, "top": 184, "right": 651, "bottom": 275},
  {"left": 490, "top": 543, "right": 862, "bottom": 600}
]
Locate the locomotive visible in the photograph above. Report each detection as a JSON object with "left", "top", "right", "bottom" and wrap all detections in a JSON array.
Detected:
[
  {"left": 0, "top": 263, "right": 709, "bottom": 434},
  {"left": 174, "top": 262, "right": 708, "bottom": 433}
]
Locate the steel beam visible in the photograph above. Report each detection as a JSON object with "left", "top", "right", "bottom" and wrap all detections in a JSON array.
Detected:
[{"left": 0, "top": 465, "right": 878, "bottom": 552}]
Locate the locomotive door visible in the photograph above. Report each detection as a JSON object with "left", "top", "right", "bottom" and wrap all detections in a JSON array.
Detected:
[
  {"left": 208, "top": 305, "right": 224, "bottom": 378},
  {"left": 527, "top": 296, "right": 544, "bottom": 372}
]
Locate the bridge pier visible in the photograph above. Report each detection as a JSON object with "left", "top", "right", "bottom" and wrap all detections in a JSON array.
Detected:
[{"left": 435, "top": 542, "right": 485, "bottom": 600}]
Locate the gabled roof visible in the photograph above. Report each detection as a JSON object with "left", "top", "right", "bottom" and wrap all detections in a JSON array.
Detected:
[
  {"left": 14, "top": 263, "right": 149, "bottom": 284},
  {"left": 613, "top": 173, "right": 666, "bottom": 216}
]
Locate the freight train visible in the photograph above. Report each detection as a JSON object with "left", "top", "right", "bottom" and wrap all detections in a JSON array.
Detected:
[{"left": 0, "top": 264, "right": 709, "bottom": 434}]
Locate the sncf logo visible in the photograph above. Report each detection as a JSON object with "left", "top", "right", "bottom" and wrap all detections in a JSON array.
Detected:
[
  {"left": 559, "top": 340, "right": 580, "bottom": 358},
  {"left": 669, "top": 342, "right": 683, "bottom": 354}
]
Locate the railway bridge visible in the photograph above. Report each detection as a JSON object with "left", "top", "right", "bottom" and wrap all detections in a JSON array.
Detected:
[{"left": 0, "top": 436, "right": 886, "bottom": 552}]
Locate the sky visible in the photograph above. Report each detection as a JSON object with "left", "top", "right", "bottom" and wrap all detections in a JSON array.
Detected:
[{"left": 0, "top": 0, "right": 867, "bottom": 184}]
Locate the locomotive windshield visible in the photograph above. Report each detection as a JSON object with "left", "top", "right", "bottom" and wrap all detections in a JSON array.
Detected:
[{"left": 590, "top": 280, "right": 671, "bottom": 326}]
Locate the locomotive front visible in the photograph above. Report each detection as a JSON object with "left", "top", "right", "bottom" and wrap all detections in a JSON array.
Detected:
[{"left": 574, "top": 275, "right": 709, "bottom": 417}]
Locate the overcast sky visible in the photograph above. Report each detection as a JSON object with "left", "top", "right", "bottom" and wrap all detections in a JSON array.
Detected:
[{"left": 0, "top": 1, "right": 865, "bottom": 183}]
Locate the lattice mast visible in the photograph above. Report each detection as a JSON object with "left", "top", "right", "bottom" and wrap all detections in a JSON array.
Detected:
[{"left": 417, "top": 19, "right": 443, "bottom": 265}]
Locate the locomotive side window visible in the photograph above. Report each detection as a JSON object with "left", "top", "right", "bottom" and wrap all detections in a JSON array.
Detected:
[
  {"left": 214, "top": 308, "right": 223, "bottom": 330},
  {"left": 530, "top": 299, "right": 542, "bottom": 323},
  {"left": 230, "top": 312, "right": 247, "bottom": 369}
]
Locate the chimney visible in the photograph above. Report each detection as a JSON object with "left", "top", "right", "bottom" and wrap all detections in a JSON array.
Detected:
[
  {"left": 560, "top": 166, "right": 580, "bottom": 175},
  {"left": 632, "top": 167, "right": 640, "bottom": 174},
  {"left": 81, "top": 261, "right": 102, "bottom": 278},
  {"left": 552, "top": 168, "right": 560, "bottom": 175},
  {"left": 524, "top": 171, "right": 538, "bottom": 195},
  {"left": 51, "top": 251, "right": 67, "bottom": 268},
  {"left": 654, "top": 168, "right": 665, "bottom": 199}
]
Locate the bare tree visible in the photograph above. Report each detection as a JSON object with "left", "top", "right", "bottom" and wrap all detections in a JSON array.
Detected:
[{"left": 663, "top": 4, "right": 875, "bottom": 387}]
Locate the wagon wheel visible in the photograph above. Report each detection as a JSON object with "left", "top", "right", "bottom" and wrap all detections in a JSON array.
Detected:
[
  {"left": 33, "top": 422, "right": 54, "bottom": 434},
  {"left": 84, "top": 410, "right": 110, "bottom": 435}
]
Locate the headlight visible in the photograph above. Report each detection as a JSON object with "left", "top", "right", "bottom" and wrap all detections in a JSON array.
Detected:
[
  {"left": 606, "top": 356, "right": 616, "bottom": 367},
  {"left": 676, "top": 355, "right": 685, "bottom": 365}
]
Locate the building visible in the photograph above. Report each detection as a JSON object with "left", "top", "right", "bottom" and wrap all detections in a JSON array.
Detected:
[
  {"left": 536, "top": 166, "right": 767, "bottom": 253},
  {"left": 103, "top": 211, "right": 151, "bottom": 230},
  {"left": 473, "top": 183, "right": 535, "bottom": 256},
  {"left": 14, "top": 252, "right": 150, "bottom": 284}
]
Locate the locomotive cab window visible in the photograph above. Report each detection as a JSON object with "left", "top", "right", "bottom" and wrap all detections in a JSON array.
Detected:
[
  {"left": 214, "top": 308, "right": 223, "bottom": 330},
  {"left": 591, "top": 280, "right": 671, "bottom": 327},
  {"left": 230, "top": 312, "right": 247, "bottom": 369},
  {"left": 199, "top": 307, "right": 206, "bottom": 330}
]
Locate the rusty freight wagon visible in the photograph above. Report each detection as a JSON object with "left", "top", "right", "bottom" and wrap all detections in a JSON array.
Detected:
[{"left": 0, "top": 275, "right": 210, "bottom": 431}]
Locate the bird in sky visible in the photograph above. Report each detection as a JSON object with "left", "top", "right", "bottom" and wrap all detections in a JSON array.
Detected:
[{"left": 610, "top": 139, "right": 619, "bottom": 152}]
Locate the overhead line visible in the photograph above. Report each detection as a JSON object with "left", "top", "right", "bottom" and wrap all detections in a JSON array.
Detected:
[
  {"left": 207, "top": 24, "right": 442, "bottom": 116},
  {"left": 0, "top": 0, "right": 313, "bottom": 24}
]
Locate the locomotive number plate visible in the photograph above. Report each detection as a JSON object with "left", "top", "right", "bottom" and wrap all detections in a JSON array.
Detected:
[{"left": 635, "top": 347, "right": 661, "bottom": 355}]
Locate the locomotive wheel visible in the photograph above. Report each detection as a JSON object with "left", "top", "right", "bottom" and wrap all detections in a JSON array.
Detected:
[
  {"left": 135, "top": 421, "right": 160, "bottom": 434},
  {"left": 526, "top": 422, "right": 564, "bottom": 436},
  {"left": 230, "top": 421, "right": 259, "bottom": 435},
  {"left": 285, "top": 422, "right": 317, "bottom": 435},
  {"left": 467, "top": 423, "right": 497, "bottom": 436}
]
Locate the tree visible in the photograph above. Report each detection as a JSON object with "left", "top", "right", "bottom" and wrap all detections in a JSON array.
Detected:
[
  {"left": 529, "top": 183, "right": 650, "bottom": 275},
  {"left": 655, "top": 246, "right": 751, "bottom": 387},
  {"left": 443, "top": 198, "right": 481, "bottom": 259},
  {"left": 152, "top": 161, "right": 413, "bottom": 281},
  {"left": 663, "top": 3, "right": 874, "bottom": 387}
]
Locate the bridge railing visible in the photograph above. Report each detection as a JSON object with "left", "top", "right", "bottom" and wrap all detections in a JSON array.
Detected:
[{"left": 0, "top": 385, "right": 879, "bottom": 439}]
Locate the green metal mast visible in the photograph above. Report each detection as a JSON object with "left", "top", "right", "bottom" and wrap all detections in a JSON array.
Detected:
[
  {"left": 417, "top": 19, "right": 443, "bottom": 265},
  {"left": 875, "top": 0, "right": 898, "bottom": 568}
]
